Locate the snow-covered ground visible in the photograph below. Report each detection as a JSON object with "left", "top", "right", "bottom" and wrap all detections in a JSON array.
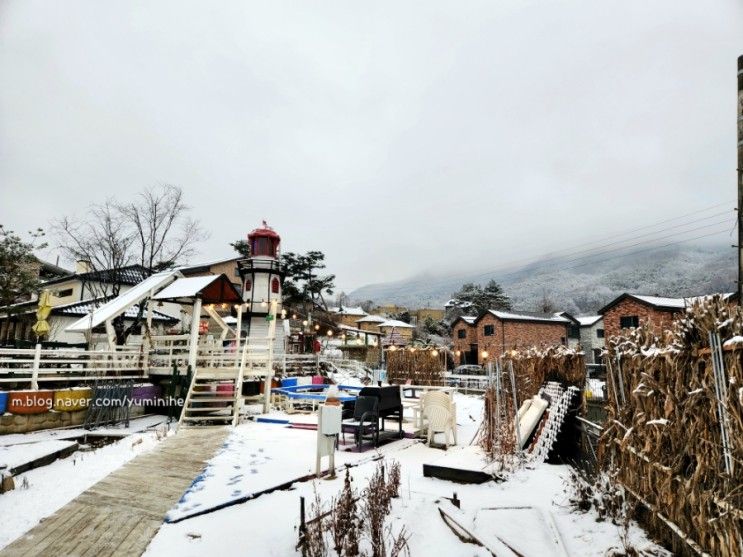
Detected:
[
  {"left": 0, "top": 416, "right": 171, "bottom": 550},
  {"left": 146, "top": 395, "right": 665, "bottom": 556}
]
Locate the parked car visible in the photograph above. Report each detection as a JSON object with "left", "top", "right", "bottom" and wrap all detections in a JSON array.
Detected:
[{"left": 452, "top": 364, "right": 484, "bottom": 376}]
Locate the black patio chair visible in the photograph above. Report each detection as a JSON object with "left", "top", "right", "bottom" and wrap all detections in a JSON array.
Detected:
[{"left": 342, "top": 395, "right": 379, "bottom": 450}]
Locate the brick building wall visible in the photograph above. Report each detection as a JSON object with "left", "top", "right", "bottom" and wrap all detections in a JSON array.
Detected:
[
  {"left": 475, "top": 313, "right": 568, "bottom": 364},
  {"left": 451, "top": 320, "right": 477, "bottom": 363},
  {"left": 602, "top": 299, "right": 680, "bottom": 341}
]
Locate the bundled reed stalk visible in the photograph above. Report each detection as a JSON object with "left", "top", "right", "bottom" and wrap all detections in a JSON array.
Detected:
[
  {"left": 507, "top": 345, "right": 587, "bottom": 408},
  {"left": 598, "top": 295, "right": 743, "bottom": 557},
  {"left": 386, "top": 350, "right": 444, "bottom": 385}
]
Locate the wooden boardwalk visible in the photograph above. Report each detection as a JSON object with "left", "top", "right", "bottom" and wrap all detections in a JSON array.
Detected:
[{"left": 1, "top": 427, "right": 229, "bottom": 557}]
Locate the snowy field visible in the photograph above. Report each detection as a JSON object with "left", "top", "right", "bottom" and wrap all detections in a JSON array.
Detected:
[
  {"left": 0, "top": 416, "right": 171, "bottom": 550},
  {"left": 0, "top": 398, "right": 667, "bottom": 556},
  {"left": 146, "top": 395, "right": 665, "bottom": 556}
]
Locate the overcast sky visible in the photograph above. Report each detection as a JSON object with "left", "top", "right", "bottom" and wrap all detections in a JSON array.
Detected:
[{"left": 1, "top": 0, "right": 742, "bottom": 292}]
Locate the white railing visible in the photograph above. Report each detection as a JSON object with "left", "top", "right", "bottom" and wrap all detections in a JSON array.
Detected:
[
  {"left": 0, "top": 346, "right": 145, "bottom": 386},
  {"left": 0, "top": 339, "right": 375, "bottom": 387}
]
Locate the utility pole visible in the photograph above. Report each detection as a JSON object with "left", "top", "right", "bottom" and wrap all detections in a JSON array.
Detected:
[{"left": 738, "top": 55, "right": 743, "bottom": 303}]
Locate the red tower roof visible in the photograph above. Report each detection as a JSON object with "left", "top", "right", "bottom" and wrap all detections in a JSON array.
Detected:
[{"left": 248, "top": 220, "right": 281, "bottom": 241}]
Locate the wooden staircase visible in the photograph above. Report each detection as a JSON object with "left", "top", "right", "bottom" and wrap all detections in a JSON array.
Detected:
[
  {"left": 178, "top": 302, "right": 280, "bottom": 428},
  {"left": 179, "top": 368, "right": 242, "bottom": 427}
]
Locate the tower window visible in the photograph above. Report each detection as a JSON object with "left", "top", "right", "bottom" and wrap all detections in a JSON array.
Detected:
[{"left": 271, "top": 277, "right": 280, "bottom": 294}]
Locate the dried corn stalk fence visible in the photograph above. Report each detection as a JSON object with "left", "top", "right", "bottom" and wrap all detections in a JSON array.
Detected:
[
  {"left": 386, "top": 349, "right": 445, "bottom": 385},
  {"left": 478, "top": 346, "right": 586, "bottom": 463},
  {"left": 598, "top": 295, "right": 743, "bottom": 557}
]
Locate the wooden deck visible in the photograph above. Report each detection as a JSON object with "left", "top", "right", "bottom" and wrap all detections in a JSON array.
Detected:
[{"left": 1, "top": 427, "right": 229, "bottom": 557}]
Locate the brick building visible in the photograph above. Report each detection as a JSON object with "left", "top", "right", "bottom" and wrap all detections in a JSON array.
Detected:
[
  {"left": 452, "top": 310, "right": 569, "bottom": 365},
  {"left": 451, "top": 316, "right": 477, "bottom": 364},
  {"left": 599, "top": 292, "right": 736, "bottom": 341}
]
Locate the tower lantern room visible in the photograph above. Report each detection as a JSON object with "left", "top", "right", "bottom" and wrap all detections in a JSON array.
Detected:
[{"left": 248, "top": 220, "right": 280, "bottom": 259}]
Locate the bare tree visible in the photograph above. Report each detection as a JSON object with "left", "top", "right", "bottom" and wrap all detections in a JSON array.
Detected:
[
  {"left": 56, "top": 201, "right": 134, "bottom": 300},
  {"left": 119, "top": 184, "right": 204, "bottom": 271},
  {"left": 54, "top": 185, "right": 206, "bottom": 343}
]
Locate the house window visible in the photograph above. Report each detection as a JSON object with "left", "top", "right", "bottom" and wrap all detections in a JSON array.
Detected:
[
  {"left": 597, "top": 328, "right": 605, "bottom": 338},
  {"left": 271, "top": 277, "right": 280, "bottom": 294},
  {"left": 620, "top": 316, "right": 639, "bottom": 329},
  {"left": 457, "top": 329, "right": 466, "bottom": 339},
  {"left": 483, "top": 324, "right": 494, "bottom": 336},
  {"left": 234, "top": 266, "right": 240, "bottom": 278},
  {"left": 568, "top": 325, "right": 580, "bottom": 338},
  {"left": 56, "top": 288, "right": 73, "bottom": 298},
  {"left": 245, "top": 279, "right": 252, "bottom": 291}
]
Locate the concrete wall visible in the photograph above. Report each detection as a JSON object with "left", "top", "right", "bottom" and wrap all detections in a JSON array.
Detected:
[{"left": 579, "top": 319, "right": 605, "bottom": 364}]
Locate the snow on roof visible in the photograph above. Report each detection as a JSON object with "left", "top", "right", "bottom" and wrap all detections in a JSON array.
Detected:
[
  {"left": 444, "top": 299, "right": 472, "bottom": 308},
  {"left": 378, "top": 319, "right": 416, "bottom": 329},
  {"left": 65, "top": 270, "right": 180, "bottom": 332},
  {"left": 355, "top": 315, "right": 387, "bottom": 323},
  {"left": 55, "top": 297, "right": 177, "bottom": 322},
  {"left": 631, "top": 294, "right": 689, "bottom": 309},
  {"left": 488, "top": 310, "right": 570, "bottom": 324},
  {"left": 338, "top": 324, "right": 383, "bottom": 335},
  {"left": 601, "top": 292, "right": 737, "bottom": 314},
  {"left": 329, "top": 306, "right": 367, "bottom": 316},
  {"left": 153, "top": 276, "right": 224, "bottom": 300},
  {"left": 577, "top": 315, "right": 602, "bottom": 326}
]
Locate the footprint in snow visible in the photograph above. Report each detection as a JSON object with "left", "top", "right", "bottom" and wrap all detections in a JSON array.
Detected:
[{"left": 250, "top": 468, "right": 258, "bottom": 474}]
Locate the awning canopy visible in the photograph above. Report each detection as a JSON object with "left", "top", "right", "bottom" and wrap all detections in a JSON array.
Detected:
[{"left": 152, "top": 274, "right": 241, "bottom": 305}]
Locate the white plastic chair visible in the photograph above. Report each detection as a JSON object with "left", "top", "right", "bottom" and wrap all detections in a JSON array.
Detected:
[{"left": 422, "top": 391, "right": 457, "bottom": 446}]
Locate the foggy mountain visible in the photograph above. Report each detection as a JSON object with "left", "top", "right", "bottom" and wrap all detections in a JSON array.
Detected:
[{"left": 349, "top": 244, "right": 737, "bottom": 315}]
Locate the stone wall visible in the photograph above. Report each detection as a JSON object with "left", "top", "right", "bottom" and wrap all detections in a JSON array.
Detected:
[{"left": 0, "top": 409, "right": 87, "bottom": 434}]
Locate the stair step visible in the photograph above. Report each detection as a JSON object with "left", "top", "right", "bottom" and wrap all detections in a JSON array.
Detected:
[
  {"left": 181, "top": 416, "right": 233, "bottom": 423},
  {"left": 184, "top": 406, "right": 235, "bottom": 413},
  {"left": 188, "top": 397, "right": 237, "bottom": 403}
]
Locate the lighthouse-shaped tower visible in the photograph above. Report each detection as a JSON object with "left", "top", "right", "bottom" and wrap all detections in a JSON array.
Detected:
[
  {"left": 238, "top": 221, "right": 284, "bottom": 353},
  {"left": 238, "top": 221, "right": 284, "bottom": 341}
]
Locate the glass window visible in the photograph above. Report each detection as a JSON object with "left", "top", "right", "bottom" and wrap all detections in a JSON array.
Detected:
[
  {"left": 271, "top": 277, "right": 280, "bottom": 294},
  {"left": 245, "top": 279, "right": 252, "bottom": 291},
  {"left": 457, "top": 329, "right": 466, "bottom": 339},
  {"left": 597, "top": 328, "right": 605, "bottom": 338},
  {"left": 620, "top": 316, "right": 639, "bottom": 329},
  {"left": 483, "top": 324, "right": 494, "bottom": 336}
]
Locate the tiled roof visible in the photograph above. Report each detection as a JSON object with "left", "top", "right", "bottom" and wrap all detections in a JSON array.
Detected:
[{"left": 42, "top": 265, "right": 150, "bottom": 287}]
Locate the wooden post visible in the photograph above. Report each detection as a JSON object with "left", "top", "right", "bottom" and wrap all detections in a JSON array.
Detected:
[
  {"left": 31, "top": 343, "right": 41, "bottom": 390},
  {"left": 738, "top": 55, "right": 743, "bottom": 304},
  {"left": 188, "top": 297, "right": 202, "bottom": 374},
  {"left": 142, "top": 289, "right": 155, "bottom": 374},
  {"left": 234, "top": 303, "right": 244, "bottom": 366}
]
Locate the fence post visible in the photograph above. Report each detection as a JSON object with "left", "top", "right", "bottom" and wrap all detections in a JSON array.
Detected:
[{"left": 31, "top": 343, "right": 41, "bottom": 390}]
